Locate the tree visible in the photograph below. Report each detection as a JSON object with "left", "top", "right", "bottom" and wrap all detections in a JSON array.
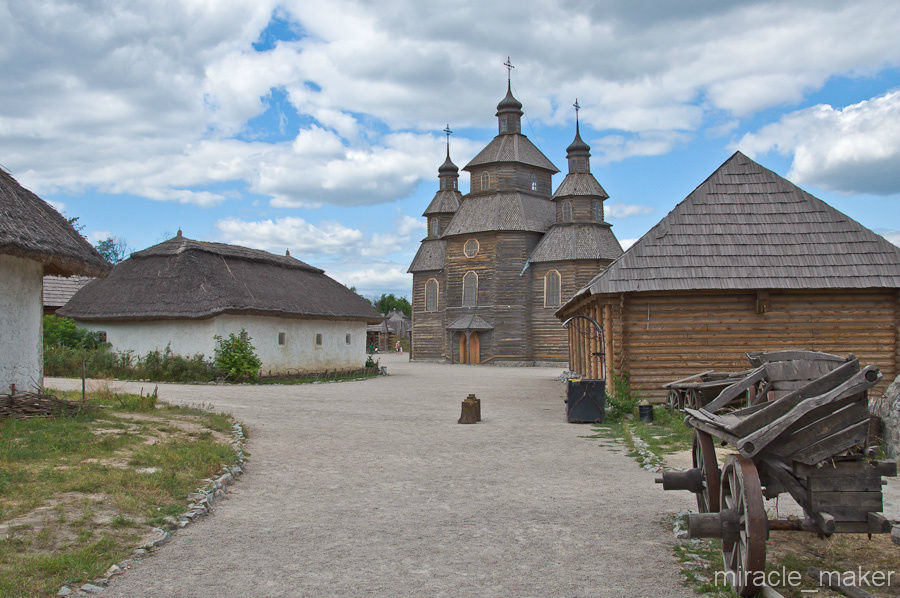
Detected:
[
  {"left": 372, "top": 293, "right": 411, "bottom": 317},
  {"left": 94, "top": 236, "right": 130, "bottom": 264}
]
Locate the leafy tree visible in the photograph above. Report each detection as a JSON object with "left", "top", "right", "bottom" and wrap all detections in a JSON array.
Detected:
[
  {"left": 371, "top": 293, "right": 411, "bottom": 317},
  {"left": 213, "top": 329, "right": 262, "bottom": 382},
  {"left": 67, "top": 216, "right": 85, "bottom": 233},
  {"left": 94, "top": 236, "right": 130, "bottom": 264},
  {"left": 43, "top": 315, "right": 105, "bottom": 349}
]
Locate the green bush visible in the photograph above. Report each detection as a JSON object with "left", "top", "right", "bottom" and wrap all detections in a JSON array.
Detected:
[
  {"left": 213, "top": 330, "right": 261, "bottom": 382},
  {"left": 43, "top": 315, "right": 105, "bottom": 349},
  {"left": 605, "top": 370, "right": 642, "bottom": 421},
  {"left": 43, "top": 344, "right": 216, "bottom": 383}
]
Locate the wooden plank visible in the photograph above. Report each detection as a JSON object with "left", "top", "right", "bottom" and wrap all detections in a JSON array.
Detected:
[
  {"left": 701, "top": 366, "right": 766, "bottom": 412},
  {"left": 809, "top": 491, "right": 883, "bottom": 511},
  {"left": 792, "top": 420, "right": 871, "bottom": 466},
  {"left": 809, "top": 472, "right": 882, "bottom": 492},
  {"left": 770, "top": 400, "right": 868, "bottom": 459}
]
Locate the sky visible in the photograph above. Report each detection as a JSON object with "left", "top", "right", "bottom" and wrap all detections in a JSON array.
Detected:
[{"left": 3, "top": 0, "right": 900, "bottom": 299}]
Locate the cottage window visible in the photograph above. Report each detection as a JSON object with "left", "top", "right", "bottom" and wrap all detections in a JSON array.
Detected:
[
  {"left": 561, "top": 201, "right": 573, "bottom": 222},
  {"left": 345, "top": 333, "right": 352, "bottom": 345},
  {"left": 463, "top": 238, "right": 479, "bottom": 258},
  {"left": 277, "top": 332, "right": 286, "bottom": 346},
  {"left": 429, "top": 218, "right": 438, "bottom": 237},
  {"left": 544, "top": 270, "right": 561, "bottom": 307},
  {"left": 531, "top": 173, "right": 538, "bottom": 191},
  {"left": 315, "top": 333, "right": 323, "bottom": 347},
  {"left": 425, "top": 278, "right": 438, "bottom": 312},
  {"left": 481, "top": 172, "right": 490, "bottom": 190},
  {"left": 462, "top": 271, "right": 478, "bottom": 307}
]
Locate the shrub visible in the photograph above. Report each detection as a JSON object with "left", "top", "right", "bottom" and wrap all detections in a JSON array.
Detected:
[
  {"left": 43, "top": 315, "right": 105, "bottom": 349},
  {"left": 43, "top": 344, "right": 216, "bottom": 383},
  {"left": 213, "top": 330, "right": 261, "bottom": 382},
  {"left": 605, "top": 370, "right": 642, "bottom": 421}
]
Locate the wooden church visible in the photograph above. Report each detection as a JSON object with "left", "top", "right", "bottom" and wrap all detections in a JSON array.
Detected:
[{"left": 408, "top": 82, "right": 623, "bottom": 364}]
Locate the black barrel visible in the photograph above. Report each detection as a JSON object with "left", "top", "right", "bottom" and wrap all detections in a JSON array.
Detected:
[
  {"left": 565, "top": 379, "right": 605, "bottom": 423},
  {"left": 638, "top": 403, "right": 654, "bottom": 422}
]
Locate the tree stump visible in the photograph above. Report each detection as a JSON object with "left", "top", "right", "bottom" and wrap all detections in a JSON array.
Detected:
[{"left": 458, "top": 394, "right": 481, "bottom": 424}]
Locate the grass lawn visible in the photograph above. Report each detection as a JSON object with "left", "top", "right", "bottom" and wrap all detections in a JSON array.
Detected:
[{"left": 0, "top": 386, "right": 239, "bottom": 597}]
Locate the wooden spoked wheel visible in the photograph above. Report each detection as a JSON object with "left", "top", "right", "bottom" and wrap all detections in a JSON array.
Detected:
[
  {"left": 667, "top": 389, "right": 680, "bottom": 410},
  {"left": 692, "top": 430, "right": 721, "bottom": 513},
  {"left": 688, "top": 388, "right": 702, "bottom": 409},
  {"left": 720, "top": 455, "right": 768, "bottom": 597}
]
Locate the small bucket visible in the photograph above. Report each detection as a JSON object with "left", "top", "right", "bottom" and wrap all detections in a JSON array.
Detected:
[{"left": 638, "top": 403, "right": 654, "bottom": 423}]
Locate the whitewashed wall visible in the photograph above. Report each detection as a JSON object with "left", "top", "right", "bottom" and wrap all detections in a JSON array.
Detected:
[
  {"left": 0, "top": 255, "right": 43, "bottom": 392},
  {"left": 79, "top": 314, "right": 368, "bottom": 375}
]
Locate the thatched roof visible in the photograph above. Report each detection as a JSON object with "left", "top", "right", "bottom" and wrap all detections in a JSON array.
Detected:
[
  {"left": 442, "top": 192, "right": 555, "bottom": 237},
  {"left": 563, "top": 152, "right": 900, "bottom": 306},
  {"left": 528, "top": 223, "right": 623, "bottom": 264},
  {"left": 408, "top": 239, "right": 445, "bottom": 273},
  {"left": 43, "top": 275, "right": 94, "bottom": 309},
  {"left": 0, "top": 169, "right": 110, "bottom": 276},
  {"left": 59, "top": 234, "right": 381, "bottom": 323},
  {"left": 385, "top": 309, "right": 411, "bottom": 335},
  {"left": 464, "top": 134, "right": 559, "bottom": 173}
]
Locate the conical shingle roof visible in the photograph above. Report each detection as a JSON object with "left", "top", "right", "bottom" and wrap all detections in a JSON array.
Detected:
[{"left": 569, "top": 151, "right": 900, "bottom": 299}]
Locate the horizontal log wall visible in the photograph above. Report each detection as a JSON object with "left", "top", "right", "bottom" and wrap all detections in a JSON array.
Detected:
[
  {"left": 567, "top": 289, "right": 899, "bottom": 403},
  {"left": 411, "top": 272, "right": 446, "bottom": 359}
]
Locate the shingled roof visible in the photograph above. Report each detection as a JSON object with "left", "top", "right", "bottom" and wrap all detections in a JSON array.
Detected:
[
  {"left": 552, "top": 173, "right": 609, "bottom": 200},
  {"left": 422, "top": 190, "right": 461, "bottom": 216},
  {"left": 442, "top": 192, "right": 555, "bottom": 237},
  {"left": 528, "top": 223, "right": 623, "bottom": 264},
  {"left": 566, "top": 151, "right": 900, "bottom": 301},
  {"left": 43, "top": 275, "right": 94, "bottom": 310},
  {"left": 464, "top": 134, "right": 559, "bottom": 173},
  {"left": 0, "top": 168, "right": 110, "bottom": 277},
  {"left": 59, "top": 234, "right": 381, "bottom": 323},
  {"left": 408, "top": 239, "right": 445, "bottom": 272}
]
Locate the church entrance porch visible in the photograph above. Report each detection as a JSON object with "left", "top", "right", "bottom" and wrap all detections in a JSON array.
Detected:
[
  {"left": 457, "top": 331, "right": 481, "bottom": 364},
  {"left": 447, "top": 313, "right": 492, "bottom": 364}
]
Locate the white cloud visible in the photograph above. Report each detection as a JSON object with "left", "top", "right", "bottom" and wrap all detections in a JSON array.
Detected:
[
  {"left": 738, "top": 90, "right": 900, "bottom": 195},
  {"left": 46, "top": 199, "right": 66, "bottom": 213},
  {"left": 876, "top": 229, "right": 900, "bottom": 248},
  {"left": 605, "top": 202, "right": 654, "bottom": 219},
  {"left": 619, "top": 238, "right": 639, "bottom": 251},
  {"left": 87, "top": 230, "right": 112, "bottom": 244},
  {"left": 329, "top": 263, "right": 412, "bottom": 295},
  {"left": 215, "top": 210, "right": 425, "bottom": 259},
  {"left": 4, "top": 0, "right": 900, "bottom": 206}
]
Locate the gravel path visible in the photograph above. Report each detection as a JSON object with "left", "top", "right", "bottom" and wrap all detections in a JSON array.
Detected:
[{"left": 47, "top": 355, "right": 693, "bottom": 597}]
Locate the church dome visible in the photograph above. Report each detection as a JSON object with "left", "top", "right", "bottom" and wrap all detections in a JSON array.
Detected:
[
  {"left": 566, "top": 126, "right": 590, "bottom": 155},
  {"left": 496, "top": 83, "right": 523, "bottom": 114},
  {"left": 438, "top": 153, "right": 458, "bottom": 174}
]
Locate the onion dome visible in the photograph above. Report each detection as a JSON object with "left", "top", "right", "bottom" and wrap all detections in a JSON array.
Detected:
[
  {"left": 438, "top": 153, "right": 458, "bottom": 175},
  {"left": 496, "top": 82, "right": 523, "bottom": 115},
  {"left": 566, "top": 122, "right": 590, "bottom": 156}
]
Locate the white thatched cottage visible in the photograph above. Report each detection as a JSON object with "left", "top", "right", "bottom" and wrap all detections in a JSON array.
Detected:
[
  {"left": 59, "top": 233, "right": 381, "bottom": 375},
  {"left": 0, "top": 169, "right": 110, "bottom": 392}
]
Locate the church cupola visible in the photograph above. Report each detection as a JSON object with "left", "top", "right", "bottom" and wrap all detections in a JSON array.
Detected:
[
  {"left": 496, "top": 57, "right": 523, "bottom": 135},
  {"left": 438, "top": 125, "right": 459, "bottom": 191},
  {"left": 566, "top": 99, "right": 591, "bottom": 174}
]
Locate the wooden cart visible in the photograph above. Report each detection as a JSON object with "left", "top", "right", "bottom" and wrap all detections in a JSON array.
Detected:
[
  {"left": 664, "top": 370, "right": 750, "bottom": 410},
  {"left": 657, "top": 351, "right": 897, "bottom": 596}
]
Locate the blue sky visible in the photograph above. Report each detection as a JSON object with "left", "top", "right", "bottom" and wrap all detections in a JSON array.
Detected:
[{"left": 3, "top": 1, "right": 900, "bottom": 299}]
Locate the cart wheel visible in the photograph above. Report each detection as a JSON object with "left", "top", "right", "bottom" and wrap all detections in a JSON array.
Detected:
[
  {"left": 720, "top": 455, "right": 768, "bottom": 597},
  {"left": 667, "top": 389, "right": 679, "bottom": 411},
  {"left": 692, "top": 430, "right": 721, "bottom": 513},
  {"left": 688, "top": 388, "right": 702, "bottom": 409}
]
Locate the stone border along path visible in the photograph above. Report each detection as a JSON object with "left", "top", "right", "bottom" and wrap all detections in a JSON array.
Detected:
[
  {"left": 47, "top": 354, "right": 695, "bottom": 597},
  {"left": 56, "top": 419, "right": 248, "bottom": 597}
]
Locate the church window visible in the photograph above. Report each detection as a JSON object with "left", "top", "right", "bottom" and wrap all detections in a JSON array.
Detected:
[
  {"left": 481, "top": 172, "right": 490, "bottom": 190},
  {"left": 451, "top": 178, "right": 457, "bottom": 190},
  {"left": 592, "top": 199, "right": 602, "bottom": 221},
  {"left": 531, "top": 173, "right": 538, "bottom": 191},
  {"left": 562, "top": 201, "right": 573, "bottom": 222},
  {"left": 425, "top": 278, "right": 438, "bottom": 312},
  {"left": 544, "top": 270, "right": 561, "bottom": 307},
  {"left": 463, "top": 239, "right": 479, "bottom": 258},
  {"left": 462, "top": 271, "right": 478, "bottom": 307},
  {"left": 429, "top": 218, "right": 438, "bottom": 237}
]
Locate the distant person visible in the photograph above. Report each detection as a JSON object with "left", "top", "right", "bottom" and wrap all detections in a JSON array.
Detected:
[{"left": 395, "top": 340, "right": 402, "bottom": 353}]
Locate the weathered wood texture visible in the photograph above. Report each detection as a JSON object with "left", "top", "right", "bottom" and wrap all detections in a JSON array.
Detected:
[
  {"left": 411, "top": 271, "right": 446, "bottom": 359},
  {"left": 565, "top": 289, "right": 898, "bottom": 402},
  {"left": 468, "top": 164, "right": 553, "bottom": 196}
]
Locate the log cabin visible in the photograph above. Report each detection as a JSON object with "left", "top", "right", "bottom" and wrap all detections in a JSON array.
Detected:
[
  {"left": 556, "top": 151, "right": 900, "bottom": 402},
  {"left": 408, "top": 85, "right": 622, "bottom": 365}
]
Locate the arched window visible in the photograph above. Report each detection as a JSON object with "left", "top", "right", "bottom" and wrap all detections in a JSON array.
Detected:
[
  {"left": 531, "top": 173, "right": 538, "bottom": 191},
  {"left": 481, "top": 172, "right": 490, "bottom": 191},
  {"left": 544, "top": 270, "right": 561, "bottom": 307},
  {"left": 592, "top": 199, "right": 603, "bottom": 221},
  {"left": 561, "top": 201, "right": 573, "bottom": 222},
  {"left": 429, "top": 218, "right": 438, "bottom": 237},
  {"left": 425, "top": 278, "right": 438, "bottom": 312},
  {"left": 462, "top": 271, "right": 478, "bottom": 307}
]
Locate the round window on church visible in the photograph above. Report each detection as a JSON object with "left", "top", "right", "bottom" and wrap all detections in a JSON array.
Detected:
[{"left": 463, "top": 239, "right": 479, "bottom": 258}]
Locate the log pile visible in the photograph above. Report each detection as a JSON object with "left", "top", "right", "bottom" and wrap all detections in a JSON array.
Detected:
[{"left": 0, "top": 391, "right": 81, "bottom": 420}]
